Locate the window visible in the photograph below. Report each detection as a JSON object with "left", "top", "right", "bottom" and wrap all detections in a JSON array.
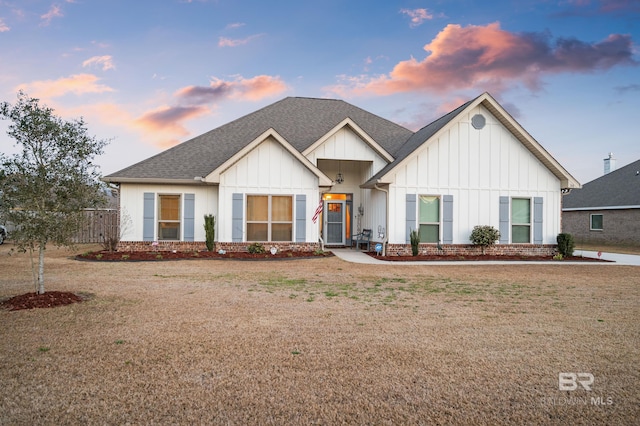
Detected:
[
  {"left": 418, "top": 195, "right": 440, "bottom": 243},
  {"left": 158, "top": 194, "right": 180, "bottom": 240},
  {"left": 511, "top": 198, "right": 530, "bottom": 243},
  {"left": 246, "top": 195, "right": 293, "bottom": 241},
  {"left": 590, "top": 214, "right": 603, "bottom": 231}
]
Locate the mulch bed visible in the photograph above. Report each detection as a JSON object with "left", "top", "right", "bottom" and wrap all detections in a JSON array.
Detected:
[
  {"left": 75, "top": 250, "right": 334, "bottom": 262},
  {"left": 1, "top": 291, "right": 84, "bottom": 311},
  {"left": 366, "top": 253, "right": 609, "bottom": 262}
]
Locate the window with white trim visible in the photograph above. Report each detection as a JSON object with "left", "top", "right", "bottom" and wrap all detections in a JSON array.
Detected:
[
  {"left": 246, "top": 195, "right": 293, "bottom": 241},
  {"left": 590, "top": 214, "right": 603, "bottom": 231},
  {"left": 158, "top": 194, "right": 181, "bottom": 240},
  {"left": 418, "top": 195, "right": 440, "bottom": 243},
  {"left": 511, "top": 198, "right": 531, "bottom": 243}
]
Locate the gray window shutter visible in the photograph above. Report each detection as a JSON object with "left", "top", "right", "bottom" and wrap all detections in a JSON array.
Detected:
[
  {"left": 296, "top": 194, "right": 306, "bottom": 242},
  {"left": 443, "top": 195, "right": 453, "bottom": 244},
  {"left": 533, "top": 197, "right": 543, "bottom": 244},
  {"left": 232, "top": 193, "right": 243, "bottom": 242},
  {"left": 143, "top": 192, "right": 155, "bottom": 241},
  {"left": 406, "top": 194, "right": 417, "bottom": 243},
  {"left": 499, "top": 196, "right": 509, "bottom": 244},
  {"left": 184, "top": 194, "right": 195, "bottom": 242}
]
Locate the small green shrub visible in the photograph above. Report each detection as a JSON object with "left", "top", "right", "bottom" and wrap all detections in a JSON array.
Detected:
[
  {"left": 470, "top": 225, "right": 500, "bottom": 254},
  {"left": 248, "top": 242, "right": 266, "bottom": 254},
  {"left": 553, "top": 253, "right": 564, "bottom": 260},
  {"left": 410, "top": 229, "right": 420, "bottom": 256},
  {"left": 95, "top": 253, "right": 103, "bottom": 260},
  {"left": 557, "top": 233, "right": 575, "bottom": 257},
  {"left": 204, "top": 214, "right": 216, "bottom": 251}
]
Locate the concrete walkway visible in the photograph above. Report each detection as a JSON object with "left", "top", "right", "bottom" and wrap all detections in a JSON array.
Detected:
[{"left": 331, "top": 248, "right": 640, "bottom": 266}]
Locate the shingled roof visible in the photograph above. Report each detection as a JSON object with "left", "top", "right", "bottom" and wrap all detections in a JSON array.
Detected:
[
  {"left": 104, "top": 97, "right": 413, "bottom": 183},
  {"left": 563, "top": 159, "right": 640, "bottom": 210}
]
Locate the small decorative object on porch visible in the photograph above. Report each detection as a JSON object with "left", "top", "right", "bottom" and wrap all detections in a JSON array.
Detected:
[
  {"left": 270, "top": 246, "right": 278, "bottom": 255},
  {"left": 375, "top": 243, "right": 383, "bottom": 256}
]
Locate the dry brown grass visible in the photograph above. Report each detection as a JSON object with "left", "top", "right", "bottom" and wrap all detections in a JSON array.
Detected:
[{"left": 1, "top": 243, "right": 638, "bottom": 425}]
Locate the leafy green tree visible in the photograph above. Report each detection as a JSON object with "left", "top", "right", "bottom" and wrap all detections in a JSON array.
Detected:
[{"left": 0, "top": 92, "right": 108, "bottom": 294}]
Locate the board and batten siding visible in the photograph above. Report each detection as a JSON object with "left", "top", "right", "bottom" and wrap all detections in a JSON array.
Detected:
[
  {"left": 387, "top": 104, "right": 561, "bottom": 245},
  {"left": 119, "top": 183, "right": 218, "bottom": 242},
  {"left": 305, "top": 127, "right": 388, "bottom": 173},
  {"left": 217, "top": 136, "right": 321, "bottom": 243}
]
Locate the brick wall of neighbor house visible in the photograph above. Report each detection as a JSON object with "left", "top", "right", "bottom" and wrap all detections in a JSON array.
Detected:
[
  {"left": 116, "top": 241, "right": 321, "bottom": 253},
  {"left": 562, "top": 209, "right": 640, "bottom": 246},
  {"left": 385, "top": 244, "right": 558, "bottom": 257}
]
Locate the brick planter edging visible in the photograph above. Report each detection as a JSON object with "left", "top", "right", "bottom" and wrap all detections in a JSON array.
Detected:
[
  {"left": 385, "top": 243, "right": 558, "bottom": 257},
  {"left": 117, "top": 241, "right": 321, "bottom": 253}
]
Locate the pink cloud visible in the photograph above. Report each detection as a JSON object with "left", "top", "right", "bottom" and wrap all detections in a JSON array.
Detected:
[
  {"left": 177, "top": 75, "right": 288, "bottom": 104},
  {"left": 400, "top": 8, "right": 435, "bottom": 27},
  {"left": 135, "top": 105, "right": 210, "bottom": 148},
  {"left": 17, "top": 74, "right": 114, "bottom": 98},
  {"left": 218, "top": 34, "right": 264, "bottom": 47},
  {"left": 328, "top": 22, "right": 636, "bottom": 97},
  {"left": 0, "top": 18, "right": 9, "bottom": 32},
  {"left": 82, "top": 55, "right": 115, "bottom": 71},
  {"left": 40, "top": 4, "right": 63, "bottom": 26}
]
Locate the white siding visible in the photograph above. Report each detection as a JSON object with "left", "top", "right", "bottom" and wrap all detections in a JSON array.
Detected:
[
  {"left": 119, "top": 183, "right": 218, "bottom": 241},
  {"left": 217, "top": 136, "right": 321, "bottom": 242},
  {"left": 306, "top": 127, "right": 388, "bottom": 174},
  {"left": 387, "top": 104, "right": 561, "bottom": 244}
]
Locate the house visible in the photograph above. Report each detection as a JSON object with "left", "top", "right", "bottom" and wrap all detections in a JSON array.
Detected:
[
  {"left": 103, "top": 92, "right": 580, "bottom": 255},
  {"left": 562, "top": 158, "right": 640, "bottom": 247}
]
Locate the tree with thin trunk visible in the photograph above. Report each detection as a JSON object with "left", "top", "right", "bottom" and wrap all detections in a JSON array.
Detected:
[{"left": 0, "top": 92, "right": 108, "bottom": 294}]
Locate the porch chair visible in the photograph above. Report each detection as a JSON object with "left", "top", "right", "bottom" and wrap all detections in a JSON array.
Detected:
[{"left": 352, "top": 228, "right": 372, "bottom": 251}]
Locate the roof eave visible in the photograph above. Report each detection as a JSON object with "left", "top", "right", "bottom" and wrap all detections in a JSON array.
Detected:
[{"left": 102, "top": 177, "right": 216, "bottom": 186}]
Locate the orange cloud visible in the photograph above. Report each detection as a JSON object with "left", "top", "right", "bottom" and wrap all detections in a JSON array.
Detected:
[
  {"left": 135, "top": 105, "right": 210, "bottom": 148},
  {"left": 17, "top": 74, "right": 114, "bottom": 98},
  {"left": 327, "top": 22, "right": 636, "bottom": 97}
]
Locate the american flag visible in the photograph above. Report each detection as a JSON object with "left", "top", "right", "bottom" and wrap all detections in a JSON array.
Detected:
[{"left": 312, "top": 200, "right": 323, "bottom": 224}]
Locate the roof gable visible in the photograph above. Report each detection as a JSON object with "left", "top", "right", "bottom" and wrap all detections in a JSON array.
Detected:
[
  {"left": 363, "top": 92, "right": 580, "bottom": 189},
  {"left": 563, "top": 159, "right": 640, "bottom": 209},
  {"left": 205, "top": 128, "right": 333, "bottom": 186}
]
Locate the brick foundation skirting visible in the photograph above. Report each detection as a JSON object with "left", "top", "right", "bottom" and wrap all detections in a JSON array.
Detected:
[
  {"left": 385, "top": 243, "right": 558, "bottom": 257},
  {"left": 117, "top": 241, "right": 321, "bottom": 253}
]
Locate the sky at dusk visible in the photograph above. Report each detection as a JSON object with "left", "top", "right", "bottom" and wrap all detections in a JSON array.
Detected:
[{"left": 0, "top": 0, "right": 638, "bottom": 185}]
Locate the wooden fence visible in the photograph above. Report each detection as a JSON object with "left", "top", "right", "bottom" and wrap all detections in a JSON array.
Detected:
[{"left": 72, "top": 209, "right": 119, "bottom": 244}]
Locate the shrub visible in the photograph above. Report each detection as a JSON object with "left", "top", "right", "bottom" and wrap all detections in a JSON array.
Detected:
[
  {"left": 557, "top": 233, "right": 575, "bottom": 257},
  {"left": 247, "top": 242, "right": 266, "bottom": 254},
  {"left": 204, "top": 214, "right": 216, "bottom": 251},
  {"left": 469, "top": 225, "right": 500, "bottom": 254},
  {"left": 409, "top": 229, "right": 420, "bottom": 256}
]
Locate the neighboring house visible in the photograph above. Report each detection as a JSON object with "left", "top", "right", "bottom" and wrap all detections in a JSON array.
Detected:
[
  {"left": 103, "top": 92, "right": 580, "bottom": 255},
  {"left": 562, "top": 159, "right": 640, "bottom": 247}
]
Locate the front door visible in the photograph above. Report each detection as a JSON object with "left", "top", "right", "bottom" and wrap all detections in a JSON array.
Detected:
[{"left": 325, "top": 200, "right": 345, "bottom": 245}]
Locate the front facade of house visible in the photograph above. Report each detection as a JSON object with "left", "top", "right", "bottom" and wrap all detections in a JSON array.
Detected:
[{"left": 104, "top": 93, "right": 580, "bottom": 255}]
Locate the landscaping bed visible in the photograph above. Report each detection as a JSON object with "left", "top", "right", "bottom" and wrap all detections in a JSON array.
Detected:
[
  {"left": 366, "top": 253, "right": 608, "bottom": 261},
  {"left": 76, "top": 249, "right": 333, "bottom": 261}
]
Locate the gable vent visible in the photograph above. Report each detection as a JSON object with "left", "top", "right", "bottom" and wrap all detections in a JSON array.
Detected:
[{"left": 471, "top": 114, "right": 486, "bottom": 130}]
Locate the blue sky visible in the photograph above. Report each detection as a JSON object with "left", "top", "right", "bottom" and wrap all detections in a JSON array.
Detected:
[{"left": 0, "top": 0, "right": 638, "bottom": 184}]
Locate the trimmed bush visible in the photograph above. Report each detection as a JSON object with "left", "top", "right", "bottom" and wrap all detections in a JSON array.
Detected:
[
  {"left": 469, "top": 225, "right": 500, "bottom": 254},
  {"left": 557, "top": 233, "right": 575, "bottom": 257},
  {"left": 410, "top": 229, "right": 420, "bottom": 256},
  {"left": 204, "top": 214, "right": 216, "bottom": 251},
  {"left": 248, "top": 242, "right": 266, "bottom": 254}
]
